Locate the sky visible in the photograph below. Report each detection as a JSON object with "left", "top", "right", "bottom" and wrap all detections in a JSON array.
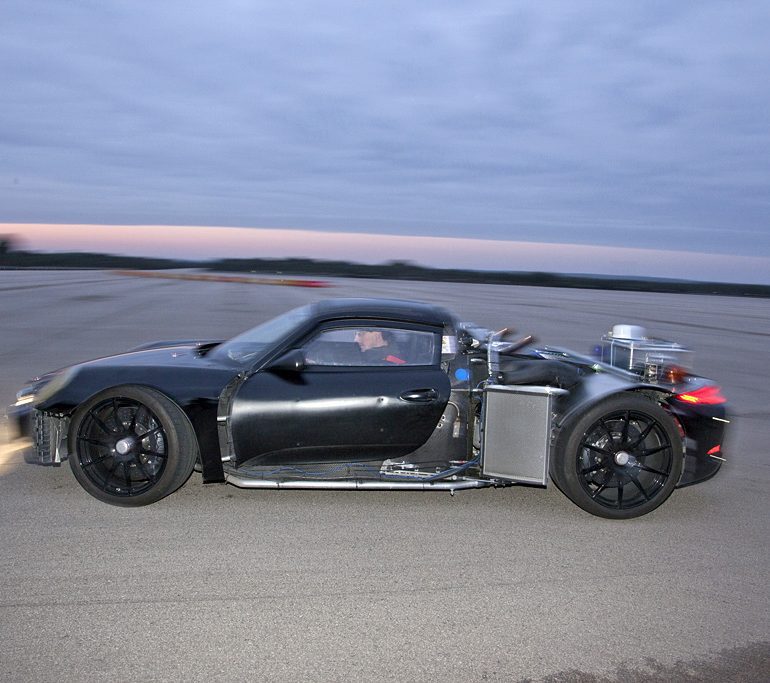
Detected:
[{"left": 2, "top": 2, "right": 769, "bottom": 282}]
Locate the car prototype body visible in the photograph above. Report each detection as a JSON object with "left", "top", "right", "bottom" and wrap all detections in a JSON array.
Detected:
[{"left": 8, "top": 298, "right": 729, "bottom": 519}]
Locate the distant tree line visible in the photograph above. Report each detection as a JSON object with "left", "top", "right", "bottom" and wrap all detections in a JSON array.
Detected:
[
  {"left": 0, "top": 234, "right": 16, "bottom": 257},
  {"left": 1, "top": 246, "right": 769, "bottom": 298}
]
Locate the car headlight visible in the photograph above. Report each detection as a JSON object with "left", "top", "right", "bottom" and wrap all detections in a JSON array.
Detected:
[{"left": 14, "top": 393, "right": 36, "bottom": 407}]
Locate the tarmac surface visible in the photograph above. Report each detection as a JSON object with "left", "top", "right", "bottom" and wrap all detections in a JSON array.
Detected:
[{"left": 1, "top": 270, "right": 768, "bottom": 682}]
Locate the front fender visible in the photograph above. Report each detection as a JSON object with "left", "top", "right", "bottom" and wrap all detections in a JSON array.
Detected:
[{"left": 35, "top": 366, "right": 233, "bottom": 485}]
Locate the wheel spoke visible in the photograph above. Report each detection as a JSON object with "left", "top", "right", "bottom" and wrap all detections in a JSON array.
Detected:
[
  {"left": 628, "top": 472, "right": 651, "bottom": 501},
  {"left": 580, "top": 441, "right": 612, "bottom": 457},
  {"left": 137, "top": 426, "right": 163, "bottom": 441},
  {"left": 637, "top": 464, "right": 668, "bottom": 477},
  {"left": 89, "top": 411, "right": 114, "bottom": 436},
  {"left": 628, "top": 421, "right": 655, "bottom": 449},
  {"left": 122, "top": 462, "right": 133, "bottom": 491},
  {"left": 591, "top": 482, "right": 608, "bottom": 499},
  {"left": 82, "top": 453, "right": 111, "bottom": 468},
  {"left": 78, "top": 436, "right": 111, "bottom": 448},
  {"left": 620, "top": 410, "right": 631, "bottom": 444},
  {"left": 140, "top": 449, "right": 167, "bottom": 459},
  {"left": 104, "top": 460, "right": 120, "bottom": 488},
  {"left": 110, "top": 399, "right": 124, "bottom": 431},
  {"left": 599, "top": 419, "right": 616, "bottom": 445},
  {"left": 638, "top": 444, "right": 670, "bottom": 458},
  {"left": 617, "top": 480, "right": 624, "bottom": 508},
  {"left": 580, "top": 462, "right": 605, "bottom": 475},
  {"left": 133, "top": 455, "right": 156, "bottom": 481},
  {"left": 129, "top": 404, "right": 146, "bottom": 432}
]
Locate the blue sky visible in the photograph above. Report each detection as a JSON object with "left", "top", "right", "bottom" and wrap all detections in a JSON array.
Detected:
[{"left": 1, "top": 2, "right": 769, "bottom": 270}]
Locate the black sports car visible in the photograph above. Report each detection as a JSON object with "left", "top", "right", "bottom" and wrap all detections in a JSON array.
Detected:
[{"left": 8, "top": 298, "right": 728, "bottom": 519}]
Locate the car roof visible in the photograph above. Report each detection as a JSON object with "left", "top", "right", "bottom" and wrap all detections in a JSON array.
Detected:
[{"left": 310, "top": 298, "right": 454, "bottom": 327}]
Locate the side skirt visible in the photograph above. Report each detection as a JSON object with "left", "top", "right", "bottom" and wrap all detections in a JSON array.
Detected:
[{"left": 223, "top": 474, "right": 494, "bottom": 492}]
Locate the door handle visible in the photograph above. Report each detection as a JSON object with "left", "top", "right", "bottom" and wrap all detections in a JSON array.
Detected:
[{"left": 399, "top": 388, "right": 439, "bottom": 403}]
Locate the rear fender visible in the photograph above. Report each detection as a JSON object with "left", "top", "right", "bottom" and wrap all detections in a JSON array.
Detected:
[
  {"left": 551, "top": 373, "right": 681, "bottom": 489},
  {"left": 555, "top": 372, "right": 673, "bottom": 429}
]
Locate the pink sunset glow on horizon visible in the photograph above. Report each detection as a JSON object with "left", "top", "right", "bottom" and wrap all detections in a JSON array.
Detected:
[{"left": 2, "top": 223, "right": 769, "bottom": 285}]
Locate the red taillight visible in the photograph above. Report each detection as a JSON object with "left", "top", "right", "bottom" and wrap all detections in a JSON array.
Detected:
[
  {"left": 707, "top": 445, "right": 721, "bottom": 455},
  {"left": 675, "top": 385, "right": 726, "bottom": 405}
]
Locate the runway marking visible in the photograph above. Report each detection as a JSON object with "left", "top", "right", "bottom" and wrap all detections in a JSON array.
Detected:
[{"left": 113, "top": 270, "right": 331, "bottom": 288}]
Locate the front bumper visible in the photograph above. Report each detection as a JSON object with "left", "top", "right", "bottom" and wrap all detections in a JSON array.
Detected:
[
  {"left": 6, "top": 407, "right": 70, "bottom": 466},
  {"left": 6, "top": 401, "right": 34, "bottom": 440},
  {"left": 33, "top": 411, "right": 70, "bottom": 465}
]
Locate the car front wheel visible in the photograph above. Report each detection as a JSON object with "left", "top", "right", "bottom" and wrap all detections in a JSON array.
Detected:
[
  {"left": 552, "top": 393, "right": 683, "bottom": 519},
  {"left": 68, "top": 386, "right": 198, "bottom": 506}
]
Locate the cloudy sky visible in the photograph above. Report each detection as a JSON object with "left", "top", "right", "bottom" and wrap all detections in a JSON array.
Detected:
[{"left": 2, "top": 2, "right": 769, "bottom": 280}]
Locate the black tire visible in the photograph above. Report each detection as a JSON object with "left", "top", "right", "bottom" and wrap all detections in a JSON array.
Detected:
[
  {"left": 552, "top": 393, "right": 683, "bottom": 519},
  {"left": 68, "top": 386, "right": 198, "bottom": 507}
]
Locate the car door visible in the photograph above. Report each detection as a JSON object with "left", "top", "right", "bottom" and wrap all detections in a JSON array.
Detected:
[{"left": 229, "top": 322, "right": 450, "bottom": 467}]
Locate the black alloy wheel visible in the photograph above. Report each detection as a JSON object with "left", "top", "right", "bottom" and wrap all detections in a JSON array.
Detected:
[
  {"left": 69, "top": 386, "right": 198, "bottom": 506},
  {"left": 552, "top": 393, "right": 683, "bottom": 519}
]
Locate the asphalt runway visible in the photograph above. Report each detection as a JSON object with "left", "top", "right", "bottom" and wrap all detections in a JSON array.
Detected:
[{"left": 1, "top": 270, "right": 768, "bottom": 682}]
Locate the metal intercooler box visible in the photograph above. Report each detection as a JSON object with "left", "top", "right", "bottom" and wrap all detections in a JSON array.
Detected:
[{"left": 481, "top": 385, "right": 565, "bottom": 486}]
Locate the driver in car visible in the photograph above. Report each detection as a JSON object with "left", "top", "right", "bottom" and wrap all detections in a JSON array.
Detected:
[{"left": 354, "top": 329, "right": 406, "bottom": 365}]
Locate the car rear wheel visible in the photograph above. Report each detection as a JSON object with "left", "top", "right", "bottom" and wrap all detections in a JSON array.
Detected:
[
  {"left": 69, "top": 386, "right": 198, "bottom": 506},
  {"left": 552, "top": 393, "right": 683, "bottom": 519}
]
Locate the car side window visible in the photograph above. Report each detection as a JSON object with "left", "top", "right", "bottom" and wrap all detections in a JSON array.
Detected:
[{"left": 304, "top": 327, "right": 437, "bottom": 367}]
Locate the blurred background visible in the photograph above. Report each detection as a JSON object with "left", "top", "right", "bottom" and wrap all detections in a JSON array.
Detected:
[{"left": 2, "top": 1, "right": 769, "bottom": 283}]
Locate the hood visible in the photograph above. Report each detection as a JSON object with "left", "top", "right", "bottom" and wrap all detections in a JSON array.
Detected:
[
  {"left": 29, "top": 342, "right": 237, "bottom": 414},
  {"left": 80, "top": 344, "right": 213, "bottom": 370}
]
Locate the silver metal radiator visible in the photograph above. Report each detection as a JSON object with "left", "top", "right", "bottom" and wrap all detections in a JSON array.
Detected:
[{"left": 481, "top": 385, "right": 565, "bottom": 486}]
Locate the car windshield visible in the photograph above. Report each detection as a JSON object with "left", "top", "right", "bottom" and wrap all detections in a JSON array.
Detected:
[{"left": 211, "top": 304, "right": 313, "bottom": 365}]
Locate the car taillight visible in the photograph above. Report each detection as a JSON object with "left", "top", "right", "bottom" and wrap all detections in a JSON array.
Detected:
[{"left": 675, "top": 385, "right": 726, "bottom": 405}]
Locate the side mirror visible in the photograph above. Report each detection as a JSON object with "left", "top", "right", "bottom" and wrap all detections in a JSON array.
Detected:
[{"left": 267, "top": 349, "right": 306, "bottom": 373}]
